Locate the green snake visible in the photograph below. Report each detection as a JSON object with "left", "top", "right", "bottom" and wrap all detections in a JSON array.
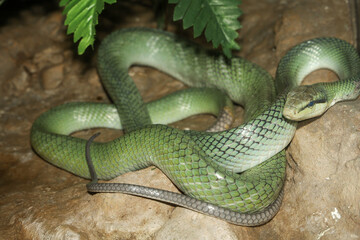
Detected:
[{"left": 30, "top": 28, "right": 360, "bottom": 226}]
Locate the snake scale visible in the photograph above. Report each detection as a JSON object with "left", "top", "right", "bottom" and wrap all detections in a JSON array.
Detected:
[{"left": 30, "top": 28, "right": 360, "bottom": 226}]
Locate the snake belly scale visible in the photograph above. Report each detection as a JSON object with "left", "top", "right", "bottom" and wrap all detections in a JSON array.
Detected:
[{"left": 30, "top": 28, "right": 360, "bottom": 226}]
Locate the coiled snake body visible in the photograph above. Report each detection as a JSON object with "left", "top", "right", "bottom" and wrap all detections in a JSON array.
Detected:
[{"left": 30, "top": 28, "right": 360, "bottom": 226}]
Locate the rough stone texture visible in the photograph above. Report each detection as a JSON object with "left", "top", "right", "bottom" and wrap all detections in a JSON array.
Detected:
[
  {"left": 0, "top": 0, "right": 359, "bottom": 239},
  {"left": 41, "top": 64, "right": 64, "bottom": 90},
  {"left": 154, "top": 208, "right": 238, "bottom": 240},
  {"left": 283, "top": 100, "right": 360, "bottom": 240},
  {"left": 267, "top": 1, "right": 360, "bottom": 239}
]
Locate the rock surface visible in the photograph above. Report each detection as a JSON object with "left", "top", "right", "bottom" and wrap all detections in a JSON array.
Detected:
[{"left": 0, "top": 0, "right": 359, "bottom": 239}]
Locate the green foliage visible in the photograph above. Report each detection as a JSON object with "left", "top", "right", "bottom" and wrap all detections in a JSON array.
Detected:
[
  {"left": 60, "top": 0, "right": 116, "bottom": 55},
  {"left": 169, "top": 0, "right": 242, "bottom": 57},
  {"left": 60, "top": 0, "right": 242, "bottom": 57}
]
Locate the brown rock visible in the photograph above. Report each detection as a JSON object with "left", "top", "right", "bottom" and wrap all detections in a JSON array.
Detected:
[
  {"left": 282, "top": 100, "right": 360, "bottom": 239},
  {"left": 85, "top": 68, "right": 101, "bottom": 87},
  {"left": 154, "top": 208, "right": 238, "bottom": 240},
  {"left": 33, "top": 47, "right": 64, "bottom": 70},
  {"left": 0, "top": 48, "right": 16, "bottom": 81},
  {"left": 41, "top": 64, "right": 64, "bottom": 90},
  {"left": 0, "top": 0, "right": 359, "bottom": 239},
  {"left": 267, "top": 0, "right": 360, "bottom": 239},
  {"left": 11, "top": 67, "right": 30, "bottom": 93},
  {"left": 40, "top": 11, "right": 66, "bottom": 42},
  {"left": 274, "top": 0, "right": 355, "bottom": 59},
  {"left": 23, "top": 60, "right": 38, "bottom": 74}
]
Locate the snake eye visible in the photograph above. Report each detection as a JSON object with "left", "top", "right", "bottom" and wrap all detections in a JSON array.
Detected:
[{"left": 307, "top": 101, "right": 315, "bottom": 107}]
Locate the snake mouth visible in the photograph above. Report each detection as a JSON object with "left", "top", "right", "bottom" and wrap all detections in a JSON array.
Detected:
[
  {"left": 283, "top": 100, "right": 330, "bottom": 121},
  {"left": 282, "top": 107, "right": 299, "bottom": 120}
]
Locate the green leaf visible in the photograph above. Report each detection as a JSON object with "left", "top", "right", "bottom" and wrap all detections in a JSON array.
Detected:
[
  {"left": 59, "top": 0, "right": 71, "bottom": 7},
  {"left": 169, "top": 0, "right": 242, "bottom": 57},
  {"left": 60, "top": 0, "right": 115, "bottom": 55},
  {"left": 183, "top": 1, "right": 201, "bottom": 29},
  {"left": 173, "top": 0, "right": 191, "bottom": 21}
]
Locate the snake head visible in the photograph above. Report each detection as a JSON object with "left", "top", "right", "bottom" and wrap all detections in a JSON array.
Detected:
[{"left": 283, "top": 85, "right": 330, "bottom": 121}]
